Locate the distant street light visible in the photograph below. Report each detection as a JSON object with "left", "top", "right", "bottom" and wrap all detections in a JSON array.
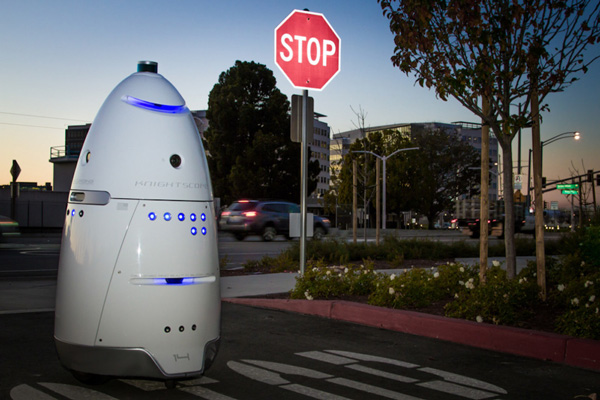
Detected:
[
  {"left": 352, "top": 147, "right": 419, "bottom": 229},
  {"left": 527, "top": 131, "right": 580, "bottom": 208}
]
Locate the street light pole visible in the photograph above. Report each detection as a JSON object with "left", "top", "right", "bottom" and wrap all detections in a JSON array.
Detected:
[
  {"left": 527, "top": 131, "right": 580, "bottom": 209},
  {"left": 353, "top": 147, "right": 419, "bottom": 230}
]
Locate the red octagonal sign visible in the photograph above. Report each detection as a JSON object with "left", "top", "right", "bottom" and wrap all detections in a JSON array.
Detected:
[{"left": 275, "top": 10, "right": 341, "bottom": 91}]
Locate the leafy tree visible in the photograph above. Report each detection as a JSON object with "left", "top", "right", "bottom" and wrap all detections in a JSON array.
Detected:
[
  {"left": 378, "top": 0, "right": 600, "bottom": 279},
  {"left": 401, "top": 126, "right": 480, "bottom": 229},
  {"left": 205, "top": 60, "right": 319, "bottom": 205},
  {"left": 336, "top": 127, "right": 480, "bottom": 229}
]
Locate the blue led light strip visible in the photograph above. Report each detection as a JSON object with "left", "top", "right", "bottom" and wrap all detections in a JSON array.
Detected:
[{"left": 122, "top": 95, "right": 188, "bottom": 114}]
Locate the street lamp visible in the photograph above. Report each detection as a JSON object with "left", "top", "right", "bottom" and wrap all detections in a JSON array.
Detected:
[
  {"left": 352, "top": 147, "right": 419, "bottom": 229},
  {"left": 527, "top": 131, "right": 580, "bottom": 208}
]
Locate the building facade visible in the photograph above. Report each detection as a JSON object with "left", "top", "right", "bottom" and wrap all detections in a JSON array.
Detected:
[{"left": 330, "top": 121, "right": 500, "bottom": 200}]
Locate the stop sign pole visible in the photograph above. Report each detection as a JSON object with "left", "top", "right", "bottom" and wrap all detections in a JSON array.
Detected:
[{"left": 275, "top": 9, "right": 340, "bottom": 274}]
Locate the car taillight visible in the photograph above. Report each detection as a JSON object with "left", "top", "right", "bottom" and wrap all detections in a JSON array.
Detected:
[
  {"left": 243, "top": 211, "right": 257, "bottom": 217},
  {"left": 222, "top": 211, "right": 231, "bottom": 216}
]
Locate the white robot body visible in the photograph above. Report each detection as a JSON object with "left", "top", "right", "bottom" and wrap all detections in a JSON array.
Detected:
[{"left": 54, "top": 62, "right": 220, "bottom": 380}]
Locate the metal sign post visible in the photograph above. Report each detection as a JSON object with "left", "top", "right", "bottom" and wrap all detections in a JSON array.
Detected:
[
  {"left": 275, "top": 9, "right": 340, "bottom": 274},
  {"left": 299, "top": 90, "right": 309, "bottom": 274}
]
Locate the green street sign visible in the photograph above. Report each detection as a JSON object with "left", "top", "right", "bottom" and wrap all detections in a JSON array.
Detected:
[
  {"left": 562, "top": 189, "right": 579, "bottom": 195},
  {"left": 557, "top": 184, "right": 578, "bottom": 189}
]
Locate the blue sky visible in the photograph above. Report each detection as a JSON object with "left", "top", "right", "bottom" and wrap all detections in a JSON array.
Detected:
[{"left": 1, "top": 0, "right": 598, "bottom": 207}]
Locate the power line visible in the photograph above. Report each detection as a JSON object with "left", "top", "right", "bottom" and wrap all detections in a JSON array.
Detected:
[
  {"left": 0, "top": 111, "right": 89, "bottom": 123},
  {"left": 0, "top": 122, "right": 64, "bottom": 130}
]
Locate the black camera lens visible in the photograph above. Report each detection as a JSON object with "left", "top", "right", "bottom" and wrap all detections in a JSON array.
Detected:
[{"left": 170, "top": 154, "right": 182, "bottom": 168}]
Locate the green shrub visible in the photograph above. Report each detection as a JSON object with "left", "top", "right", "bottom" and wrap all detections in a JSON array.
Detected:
[
  {"left": 444, "top": 265, "right": 540, "bottom": 325},
  {"left": 290, "top": 260, "right": 378, "bottom": 300},
  {"left": 368, "top": 268, "right": 439, "bottom": 309},
  {"left": 553, "top": 270, "right": 600, "bottom": 339}
]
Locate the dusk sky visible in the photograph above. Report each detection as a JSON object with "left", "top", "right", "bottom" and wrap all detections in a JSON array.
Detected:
[{"left": 1, "top": 0, "right": 598, "bottom": 207}]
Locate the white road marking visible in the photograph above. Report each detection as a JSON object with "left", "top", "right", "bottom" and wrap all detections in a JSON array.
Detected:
[
  {"left": 346, "top": 364, "right": 418, "bottom": 383},
  {"left": 281, "top": 383, "right": 352, "bottom": 400},
  {"left": 296, "top": 351, "right": 357, "bottom": 365},
  {"left": 10, "top": 384, "right": 57, "bottom": 400},
  {"left": 242, "top": 359, "right": 333, "bottom": 379},
  {"left": 179, "top": 386, "right": 239, "bottom": 400},
  {"left": 325, "top": 350, "right": 419, "bottom": 368},
  {"left": 328, "top": 377, "right": 425, "bottom": 400},
  {"left": 417, "top": 380, "right": 498, "bottom": 400},
  {"left": 38, "top": 383, "right": 119, "bottom": 399},
  {"left": 418, "top": 367, "right": 507, "bottom": 394},
  {"left": 227, "top": 361, "right": 289, "bottom": 385}
]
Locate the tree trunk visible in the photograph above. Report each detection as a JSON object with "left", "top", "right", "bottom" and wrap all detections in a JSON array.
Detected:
[
  {"left": 479, "top": 96, "right": 490, "bottom": 284},
  {"left": 531, "top": 86, "right": 547, "bottom": 300},
  {"left": 500, "top": 138, "right": 517, "bottom": 279}
]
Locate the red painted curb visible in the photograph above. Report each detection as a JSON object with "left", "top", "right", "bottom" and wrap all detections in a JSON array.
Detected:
[
  {"left": 222, "top": 298, "right": 600, "bottom": 371},
  {"left": 565, "top": 338, "right": 600, "bottom": 370}
]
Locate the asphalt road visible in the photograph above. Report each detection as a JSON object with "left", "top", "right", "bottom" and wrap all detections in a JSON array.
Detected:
[
  {"left": 0, "top": 233, "right": 294, "bottom": 278},
  {"left": 2, "top": 303, "right": 599, "bottom": 399}
]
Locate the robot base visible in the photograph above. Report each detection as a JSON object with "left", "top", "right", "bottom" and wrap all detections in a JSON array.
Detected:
[{"left": 55, "top": 336, "right": 220, "bottom": 381}]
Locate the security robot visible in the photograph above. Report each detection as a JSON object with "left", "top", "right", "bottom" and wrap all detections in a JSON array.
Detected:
[{"left": 54, "top": 61, "right": 220, "bottom": 383}]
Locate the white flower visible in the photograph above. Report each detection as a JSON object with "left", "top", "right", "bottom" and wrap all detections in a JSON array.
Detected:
[
  {"left": 465, "top": 281, "right": 475, "bottom": 290},
  {"left": 389, "top": 287, "right": 395, "bottom": 295},
  {"left": 459, "top": 280, "right": 465, "bottom": 286},
  {"left": 476, "top": 316, "right": 483, "bottom": 323},
  {"left": 571, "top": 298, "right": 580, "bottom": 306},
  {"left": 298, "top": 270, "right": 302, "bottom": 275},
  {"left": 558, "top": 284, "right": 565, "bottom": 292},
  {"left": 581, "top": 261, "right": 586, "bottom": 267},
  {"left": 590, "top": 295, "right": 596, "bottom": 303},
  {"left": 585, "top": 280, "right": 594, "bottom": 288},
  {"left": 596, "top": 308, "right": 599, "bottom": 314},
  {"left": 454, "top": 293, "right": 459, "bottom": 299},
  {"left": 519, "top": 277, "right": 528, "bottom": 284},
  {"left": 326, "top": 270, "right": 331, "bottom": 275},
  {"left": 492, "top": 260, "right": 501, "bottom": 267},
  {"left": 390, "top": 274, "right": 396, "bottom": 281},
  {"left": 459, "top": 267, "right": 465, "bottom": 273},
  {"left": 433, "top": 272, "right": 440, "bottom": 278},
  {"left": 304, "top": 291, "right": 313, "bottom": 301},
  {"left": 344, "top": 268, "right": 349, "bottom": 274},
  {"left": 312, "top": 267, "right": 318, "bottom": 272}
]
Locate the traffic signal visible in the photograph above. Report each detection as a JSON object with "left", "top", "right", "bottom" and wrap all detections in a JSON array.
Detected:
[
  {"left": 596, "top": 175, "right": 600, "bottom": 186},
  {"left": 542, "top": 177, "right": 546, "bottom": 188},
  {"left": 588, "top": 169, "right": 594, "bottom": 183},
  {"left": 544, "top": 201, "right": 548, "bottom": 209}
]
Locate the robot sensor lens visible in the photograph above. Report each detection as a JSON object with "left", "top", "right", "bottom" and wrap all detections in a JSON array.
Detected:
[
  {"left": 201, "top": 227, "right": 207, "bottom": 235},
  {"left": 165, "top": 278, "right": 183, "bottom": 284},
  {"left": 191, "top": 227, "right": 197, "bottom": 235},
  {"left": 164, "top": 327, "right": 171, "bottom": 333},
  {"left": 179, "top": 326, "right": 185, "bottom": 332},
  {"left": 192, "top": 324, "right": 197, "bottom": 331},
  {"left": 190, "top": 213, "right": 197, "bottom": 221},
  {"left": 71, "top": 209, "right": 76, "bottom": 217},
  {"left": 148, "top": 212, "right": 157, "bottom": 221},
  {"left": 178, "top": 213, "right": 185, "bottom": 221},
  {"left": 85, "top": 151, "right": 91, "bottom": 163},
  {"left": 79, "top": 210, "right": 84, "bottom": 217},
  {"left": 170, "top": 154, "right": 182, "bottom": 168},
  {"left": 164, "top": 212, "right": 172, "bottom": 221},
  {"left": 201, "top": 213, "right": 206, "bottom": 221}
]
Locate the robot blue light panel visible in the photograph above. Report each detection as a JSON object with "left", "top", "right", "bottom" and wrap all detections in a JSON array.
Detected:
[{"left": 54, "top": 61, "right": 220, "bottom": 381}]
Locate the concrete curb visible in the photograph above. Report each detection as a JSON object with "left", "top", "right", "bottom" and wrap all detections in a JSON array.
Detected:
[{"left": 223, "top": 298, "right": 600, "bottom": 372}]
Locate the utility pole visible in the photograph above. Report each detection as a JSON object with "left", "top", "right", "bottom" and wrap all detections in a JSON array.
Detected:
[
  {"left": 376, "top": 158, "right": 380, "bottom": 245},
  {"left": 353, "top": 160, "right": 357, "bottom": 244}
]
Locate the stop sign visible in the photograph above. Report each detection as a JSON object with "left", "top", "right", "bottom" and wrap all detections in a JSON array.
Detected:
[{"left": 275, "top": 10, "right": 341, "bottom": 91}]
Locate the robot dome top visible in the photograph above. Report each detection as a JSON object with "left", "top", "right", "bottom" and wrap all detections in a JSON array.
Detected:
[{"left": 69, "top": 61, "right": 213, "bottom": 202}]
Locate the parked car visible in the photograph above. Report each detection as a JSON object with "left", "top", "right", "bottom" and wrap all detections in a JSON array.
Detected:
[
  {"left": 218, "top": 200, "right": 330, "bottom": 241},
  {"left": 0, "top": 215, "right": 20, "bottom": 241}
]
